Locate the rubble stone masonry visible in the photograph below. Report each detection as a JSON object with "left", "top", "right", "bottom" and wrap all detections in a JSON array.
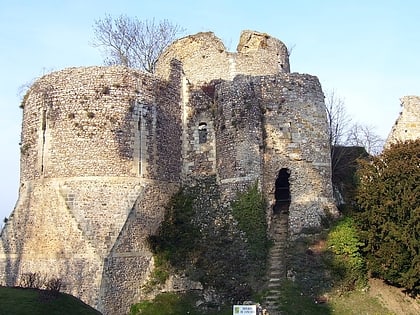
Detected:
[
  {"left": 386, "top": 95, "right": 420, "bottom": 147},
  {"left": 0, "top": 30, "right": 336, "bottom": 314}
]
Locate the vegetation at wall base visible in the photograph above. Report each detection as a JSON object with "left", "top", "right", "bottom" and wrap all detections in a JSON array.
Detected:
[
  {"left": 231, "top": 182, "right": 271, "bottom": 265},
  {"left": 355, "top": 139, "right": 420, "bottom": 296},
  {"left": 148, "top": 187, "right": 199, "bottom": 271},
  {"left": 147, "top": 178, "right": 270, "bottom": 305},
  {"left": 278, "top": 222, "right": 396, "bottom": 315},
  {"left": 0, "top": 286, "right": 101, "bottom": 315},
  {"left": 129, "top": 292, "right": 231, "bottom": 315},
  {"left": 325, "top": 217, "right": 367, "bottom": 292}
]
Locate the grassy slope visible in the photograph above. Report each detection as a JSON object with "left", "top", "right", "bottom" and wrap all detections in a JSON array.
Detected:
[
  {"left": 0, "top": 286, "right": 102, "bottom": 315},
  {"left": 277, "top": 231, "right": 416, "bottom": 315}
]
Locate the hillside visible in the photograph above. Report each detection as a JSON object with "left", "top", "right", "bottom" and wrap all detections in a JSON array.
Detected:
[{"left": 0, "top": 286, "right": 102, "bottom": 315}]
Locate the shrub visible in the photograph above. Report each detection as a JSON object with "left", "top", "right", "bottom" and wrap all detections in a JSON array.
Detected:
[
  {"left": 148, "top": 188, "right": 199, "bottom": 270},
  {"left": 326, "top": 217, "right": 367, "bottom": 291},
  {"left": 355, "top": 139, "right": 420, "bottom": 295},
  {"left": 19, "top": 272, "right": 44, "bottom": 289}
]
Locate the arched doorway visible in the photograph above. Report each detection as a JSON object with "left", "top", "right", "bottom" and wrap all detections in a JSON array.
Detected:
[{"left": 273, "top": 168, "right": 291, "bottom": 214}]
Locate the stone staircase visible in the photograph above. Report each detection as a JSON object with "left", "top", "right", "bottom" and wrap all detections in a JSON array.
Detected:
[{"left": 263, "top": 211, "right": 289, "bottom": 315}]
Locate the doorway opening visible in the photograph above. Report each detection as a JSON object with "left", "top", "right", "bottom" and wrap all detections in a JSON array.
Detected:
[{"left": 273, "top": 168, "right": 291, "bottom": 214}]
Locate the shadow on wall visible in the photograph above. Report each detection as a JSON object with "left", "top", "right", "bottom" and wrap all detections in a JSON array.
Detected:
[
  {"left": 2, "top": 183, "right": 33, "bottom": 287},
  {"left": 98, "top": 183, "right": 179, "bottom": 315},
  {"left": 118, "top": 60, "right": 182, "bottom": 182}
]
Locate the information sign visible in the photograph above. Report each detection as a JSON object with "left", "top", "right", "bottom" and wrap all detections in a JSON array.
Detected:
[{"left": 233, "top": 305, "right": 257, "bottom": 315}]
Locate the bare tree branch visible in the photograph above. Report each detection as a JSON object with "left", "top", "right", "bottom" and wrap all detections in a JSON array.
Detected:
[
  {"left": 346, "top": 123, "right": 384, "bottom": 156},
  {"left": 91, "top": 15, "right": 185, "bottom": 73},
  {"left": 325, "top": 90, "right": 385, "bottom": 206},
  {"left": 325, "top": 90, "right": 351, "bottom": 147}
]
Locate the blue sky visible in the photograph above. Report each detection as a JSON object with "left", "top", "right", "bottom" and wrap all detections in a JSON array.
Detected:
[{"left": 0, "top": 0, "right": 419, "bottom": 221}]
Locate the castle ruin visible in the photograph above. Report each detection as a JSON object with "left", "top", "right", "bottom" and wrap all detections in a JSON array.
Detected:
[
  {"left": 0, "top": 31, "right": 336, "bottom": 314},
  {"left": 385, "top": 95, "right": 420, "bottom": 147}
]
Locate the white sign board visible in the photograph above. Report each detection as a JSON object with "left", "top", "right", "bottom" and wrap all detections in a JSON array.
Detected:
[{"left": 233, "top": 305, "right": 257, "bottom": 315}]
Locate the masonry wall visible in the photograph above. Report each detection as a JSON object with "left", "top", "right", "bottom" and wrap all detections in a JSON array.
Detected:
[
  {"left": 181, "top": 85, "right": 217, "bottom": 177},
  {"left": 386, "top": 95, "right": 420, "bottom": 147},
  {"left": 98, "top": 61, "right": 183, "bottom": 314},
  {"left": 0, "top": 180, "right": 104, "bottom": 306},
  {"left": 212, "top": 74, "right": 335, "bottom": 233},
  {"left": 215, "top": 76, "right": 264, "bottom": 184},
  {"left": 155, "top": 30, "right": 290, "bottom": 85},
  {"left": 257, "top": 74, "right": 335, "bottom": 234},
  {"left": 98, "top": 182, "right": 179, "bottom": 314},
  {"left": 1, "top": 65, "right": 183, "bottom": 313}
]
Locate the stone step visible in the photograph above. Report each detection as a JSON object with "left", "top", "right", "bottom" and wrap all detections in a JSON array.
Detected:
[
  {"left": 270, "top": 271, "right": 283, "bottom": 278},
  {"left": 270, "top": 248, "right": 284, "bottom": 253},
  {"left": 269, "top": 264, "right": 284, "bottom": 269},
  {"left": 265, "top": 295, "right": 279, "bottom": 301},
  {"left": 268, "top": 278, "right": 281, "bottom": 284},
  {"left": 270, "top": 247, "right": 285, "bottom": 253},
  {"left": 264, "top": 300, "right": 280, "bottom": 307},
  {"left": 266, "top": 291, "right": 281, "bottom": 295},
  {"left": 266, "top": 212, "right": 289, "bottom": 315}
]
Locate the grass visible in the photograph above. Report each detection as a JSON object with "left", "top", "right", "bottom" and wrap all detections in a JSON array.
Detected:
[
  {"left": 328, "top": 290, "right": 394, "bottom": 315},
  {"left": 277, "top": 279, "right": 330, "bottom": 315},
  {"left": 129, "top": 292, "right": 232, "bottom": 315},
  {"left": 0, "top": 286, "right": 101, "bottom": 315},
  {"left": 277, "top": 279, "right": 394, "bottom": 315}
]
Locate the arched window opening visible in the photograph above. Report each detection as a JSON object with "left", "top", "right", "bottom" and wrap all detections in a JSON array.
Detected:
[
  {"left": 273, "top": 168, "right": 291, "bottom": 214},
  {"left": 198, "top": 122, "right": 208, "bottom": 144}
]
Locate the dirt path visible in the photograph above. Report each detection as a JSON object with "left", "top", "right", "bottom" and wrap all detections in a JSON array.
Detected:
[{"left": 368, "top": 278, "right": 420, "bottom": 315}]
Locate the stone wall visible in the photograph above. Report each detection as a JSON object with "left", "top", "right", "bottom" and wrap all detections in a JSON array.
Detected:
[
  {"left": 0, "top": 179, "right": 103, "bottom": 306},
  {"left": 20, "top": 67, "right": 150, "bottom": 180},
  {"left": 1, "top": 65, "right": 183, "bottom": 313},
  {"left": 181, "top": 85, "right": 217, "bottom": 177},
  {"left": 99, "top": 182, "right": 179, "bottom": 314},
  {"left": 385, "top": 95, "right": 420, "bottom": 147},
  {"left": 1, "top": 30, "right": 337, "bottom": 314},
  {"left": 259, "top": 74, "right": 335, "bottom": 234},
  {"left": 212, "top": 74, "right": 335, "bottom": 234},
  {"left": 155, "top": 30, "right": 290, "bottom": 85},
  {"left": 215, "top": 76, "right": 264, "bottom": 184}
]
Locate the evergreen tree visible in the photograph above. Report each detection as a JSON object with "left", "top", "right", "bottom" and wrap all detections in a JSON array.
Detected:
[{"left": 355, "top": 139, "right": 420, "bottom": 295}]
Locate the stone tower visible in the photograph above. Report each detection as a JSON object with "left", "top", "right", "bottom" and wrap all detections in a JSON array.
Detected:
[{"left": 0, "top": 30, "right": 336, "bottom": 314}]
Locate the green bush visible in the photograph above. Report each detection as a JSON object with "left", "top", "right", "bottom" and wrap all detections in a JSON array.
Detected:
[
  {"left": 326, "top": 217, "right": 367, "bottom": 291},
  {"left": 355, "top": 139, "right": 420, "bottom": 295},
  {"left": 148, "top": 188, "right": 199, "bottom": 270},
  {"left": 130, "top": 293, "right": 190, "bottom": 315}
]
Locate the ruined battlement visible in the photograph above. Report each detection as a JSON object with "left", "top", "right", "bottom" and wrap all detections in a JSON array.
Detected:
[
  {"left": 385, "top": 95, "right": 420, "bottom": 147},
  {"left": 155, "top": 30, "right": 290, "bottom": 84}
]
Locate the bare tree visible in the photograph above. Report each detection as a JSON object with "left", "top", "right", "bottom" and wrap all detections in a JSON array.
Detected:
[
  {"left": 91, "top": 15, "right": 185, "bottom": 73},
  {"left": 325, "top": 90, "right": 351, "bottom": 148},
  {"left": 346, "top": 123, "right": 384, "bottom": 156},
  {"left": 325, "top": 90, "right": 385, "bottom": 205},
  {"left": 325, "top": 90, "right": 353, "bottom": 183}
]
